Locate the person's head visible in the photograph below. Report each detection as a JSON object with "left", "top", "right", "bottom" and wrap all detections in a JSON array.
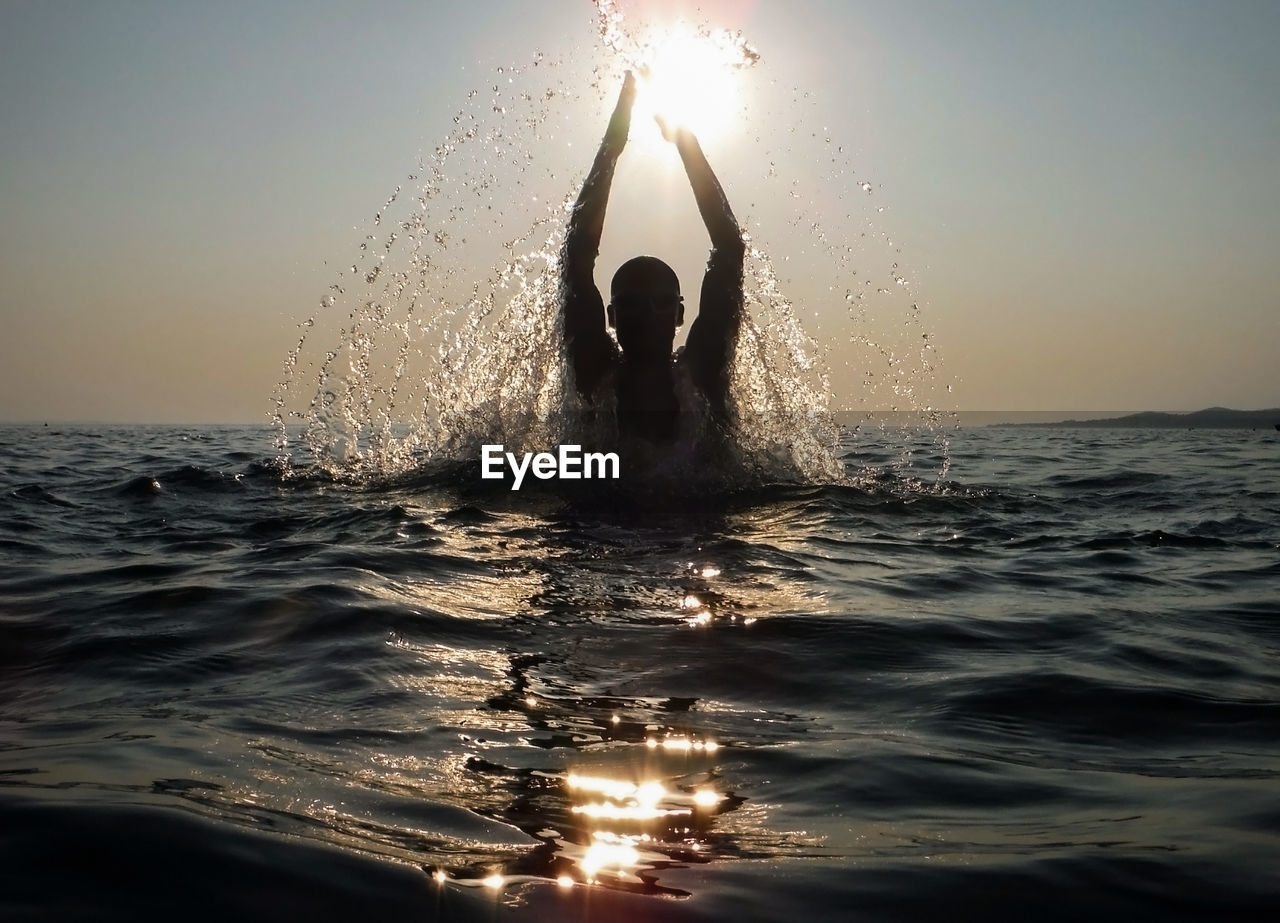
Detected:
[{"left": 607, "top": 256, "right": 684, "bottom": 360}]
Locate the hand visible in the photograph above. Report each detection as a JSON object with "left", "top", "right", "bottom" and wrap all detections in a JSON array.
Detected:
[
  {"left": 603, "top": 71, "right": 636, "bottom": 153},
  {"left": 618, "top": 69, "right": 636, "bottom": 107},
  {"left": 654, "top": 113, "right": 692, "bottom": 146}
]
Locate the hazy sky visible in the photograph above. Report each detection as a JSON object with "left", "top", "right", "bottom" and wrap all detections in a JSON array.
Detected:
[{"left": 1, "top": 0, "right": 1277, "bottom": 422}]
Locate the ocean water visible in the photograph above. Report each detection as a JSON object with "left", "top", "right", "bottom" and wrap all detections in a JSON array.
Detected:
[{"left": 2, "top": 422, "right": 1278, "bottom": 921}]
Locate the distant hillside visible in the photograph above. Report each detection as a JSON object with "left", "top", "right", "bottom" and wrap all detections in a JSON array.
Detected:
[{"left": 1005, "top": 408, "right": 1280, "bottom": 429}]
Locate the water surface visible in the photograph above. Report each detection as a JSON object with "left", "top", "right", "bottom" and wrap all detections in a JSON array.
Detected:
[{"left": 2, "top": 423, "right": 1278, "bottom": 920}]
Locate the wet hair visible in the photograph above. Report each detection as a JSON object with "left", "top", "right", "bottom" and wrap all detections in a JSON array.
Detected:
[{"left": 610, "top": 256, "right": 680, "bottom": 298}]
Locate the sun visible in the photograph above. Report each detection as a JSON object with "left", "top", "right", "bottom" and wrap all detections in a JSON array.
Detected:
[{"left": 630, "top": 23, "right": 759, "bottom": 147}]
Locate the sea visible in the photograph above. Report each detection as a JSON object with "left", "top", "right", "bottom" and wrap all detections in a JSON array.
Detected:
[{"left": 2, "top": 420, "right": 1277, "bottom": 921}]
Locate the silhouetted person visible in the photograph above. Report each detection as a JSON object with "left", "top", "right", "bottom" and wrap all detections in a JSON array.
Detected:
[{"left": 562, "top": 72, "right": 745, "bottom": 448}]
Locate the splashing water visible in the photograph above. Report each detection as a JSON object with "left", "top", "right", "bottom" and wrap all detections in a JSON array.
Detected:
[
  {"left": 272, "top": 2, "right": 952, "bottom": 485},
  {"left": 271, "top": 50, "right": 586, "bottom": 479},
  {"left": 597, "top": 0, "right": 955, "bottom": 475}
]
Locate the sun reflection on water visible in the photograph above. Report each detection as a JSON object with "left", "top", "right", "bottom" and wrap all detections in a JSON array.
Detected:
[
  {"left": 646, "top": 735, "right": 720, "bottom": 753},
  {"left": 377, "top": 551, "right": 791, "bottom": 900},
  {"left": 579, "top": 834, "right": 641, "bottom": 880},
  {"left": 551, "top": 733, "right": 738, "bottom": 888}
]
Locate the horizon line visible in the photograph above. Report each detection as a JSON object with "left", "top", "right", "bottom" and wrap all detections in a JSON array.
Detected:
[{"left": 4, "top": 407, "right": 1279, "bottom": 427}]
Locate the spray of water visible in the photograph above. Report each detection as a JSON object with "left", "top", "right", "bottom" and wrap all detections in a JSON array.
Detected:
[
  {"left": 272, "top": 1, "right": 953, "bottom": 486},
  {"left": 271, "top": 50, "right": 586, "bottom": 479}
]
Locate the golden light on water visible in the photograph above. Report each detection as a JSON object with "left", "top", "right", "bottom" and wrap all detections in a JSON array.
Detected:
[
  {"left": 417, "top": 755, "right": 732, "bottom": 893},
  {"left": 642, "top": 734, "right": 720, "bottom": 752},
  {"left": 558, "top": 726, "right": 731, "bottom": 889},
  {"left": 566, "top": 762, "right": 724, "bottom": 822},
  {"left": 570, "top": 798, "right": 690, "bottom": 822},
  {"left": 580, "top": 835, "right": 641, "bottom": 879},
  {"left": 635, "top": 780, "right": 665, "bottom": 806},
  {"left": 681, "top": 591, "right": 712, "bottom": 627},
  {"left": 693, "top": 789, "right": 721, "bottom": 808},
  {"left": 567, "top": 773, "right": 645, "bottom": 801},
  {"left": 568, "top": 774, "right": 685, "bottom": 821}
]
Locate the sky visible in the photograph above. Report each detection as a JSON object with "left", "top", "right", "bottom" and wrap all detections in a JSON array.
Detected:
[{"left": 1, "top": 0, "right": 1277, "bottom": 422}]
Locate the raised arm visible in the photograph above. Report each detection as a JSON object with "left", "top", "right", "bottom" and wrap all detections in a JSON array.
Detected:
[
  {"left": 659, "top": 119, "right": 746, "bottom": 418},
  {"left": 562, "top": 73, "right": 635, "bottom": 398},
  {"left": 659, "top": 118, "right": 745, "bottom": 258}
]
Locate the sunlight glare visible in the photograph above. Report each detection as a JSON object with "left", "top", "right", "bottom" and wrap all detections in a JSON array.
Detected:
[
  {"left": 694, "top": 789, "right": 721, "bottom": 808},
  {"left": 572, "top": 801, "right": 688, "bottom": 820},
  {"left": 632, "top": 23, "right": 758, "bottom": 146},
  {"left": 568, "top": 773, "right": 690, "bottom": 821},
  {"left": 635, "top": 781, "right": 666, "bottom": 808},
  {"left": 567, "top": 774, "right": 640, "bottom": 800},
  {"left": 580, "top": 834, "right": 641, "bottom": 879}
]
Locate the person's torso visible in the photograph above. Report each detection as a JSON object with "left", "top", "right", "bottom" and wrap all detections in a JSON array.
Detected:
[{"left": 581, "top": 351, "right": 723, "bottom": 478}]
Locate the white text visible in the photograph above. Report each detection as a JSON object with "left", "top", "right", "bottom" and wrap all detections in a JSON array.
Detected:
[{"left": 481, "top": 444, "right": 620, "bottom": 490}]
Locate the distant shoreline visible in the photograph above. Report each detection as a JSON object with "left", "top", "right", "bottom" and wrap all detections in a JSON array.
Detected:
[
  {"left": 832, "top": 408, "right": 1280, "bottom": 429},
  {"left": 983, "top": 407, "right": 1280, "bottom": 429}
]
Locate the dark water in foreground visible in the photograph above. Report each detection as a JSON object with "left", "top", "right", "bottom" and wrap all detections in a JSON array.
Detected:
[{"left": 2, "top": 423, "right": 1278, "bottom": 921}]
